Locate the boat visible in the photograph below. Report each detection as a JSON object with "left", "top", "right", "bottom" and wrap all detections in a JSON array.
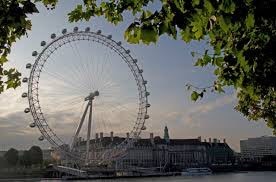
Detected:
[{"left": 181, "top": 167, "right": 212, "bottom": 176}]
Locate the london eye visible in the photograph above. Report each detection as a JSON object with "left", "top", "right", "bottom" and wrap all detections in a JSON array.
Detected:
[{"left": 22, "top": 27, "right": 150, "bottom": 165}]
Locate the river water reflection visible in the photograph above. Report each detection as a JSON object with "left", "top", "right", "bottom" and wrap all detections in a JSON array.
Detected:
[
  {"left": 39, "top": 172, "right": 276, "bottom": 182},
  {"left": 1, "top": 172, "right": 275, "bottom": 182}
]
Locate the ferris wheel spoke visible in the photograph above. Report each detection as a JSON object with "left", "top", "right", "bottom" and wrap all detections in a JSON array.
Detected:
[
  {"left": 42, "top": 69, "right": 90, "bottom": 94},
  {"left": 100, "top": 52, "right": 114, "bottom": 89},
  {"left": 99, "top": 81, "right": 121, "bottom": 95},
  {"left": 67, "top": 41, "right": 92, "bottom": 90},
  {"left": 83, "top": 55, "right": 94, "bottom": 91},
  {"left": 47, "top": 45, "right": 88, "bottom": 89},
  {"left": 70, "top": 40, "right": 94, "bottom": 91},
  {"left": 97, "top": 53, "right": 112, "bottom": 89}
]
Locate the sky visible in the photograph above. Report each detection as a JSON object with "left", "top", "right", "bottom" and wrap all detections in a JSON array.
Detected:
[{"left": 0, "top": 0, "right": 272, "bottom": 152}]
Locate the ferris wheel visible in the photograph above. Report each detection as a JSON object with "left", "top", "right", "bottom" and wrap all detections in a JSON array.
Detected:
[{"left": 22, "top": 27, "right": 150, "bottom": 165}]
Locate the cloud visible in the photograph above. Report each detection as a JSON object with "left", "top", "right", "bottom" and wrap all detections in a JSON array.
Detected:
[
  {"left": 183, "top": 94, "right": 236, "bottom": 125},
  {"left": 159, "top": 94, "right": 236, "bottom": 128}
]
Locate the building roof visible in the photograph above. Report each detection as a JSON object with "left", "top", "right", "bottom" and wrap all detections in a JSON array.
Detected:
[{"left": 77, "top": 136, "right": 208, "bottom": 147}]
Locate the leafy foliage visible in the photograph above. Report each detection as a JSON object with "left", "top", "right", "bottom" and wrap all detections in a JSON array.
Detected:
[
  {"left": 4, "top": 148, "right": 19, "bottom": 166},
  {"left": 0, "top": 0, "right": 58, "bottom": 94},
  {"left": 0, "top": 0, "right": 275, "bottom": 133},
  {"left": 19, "top": 150, "right": 32, "bottom": 167},
  {"left": 28, "top": 145, "right": 43, "bottom": 165},
  {"left": 67, "top": 0, "right": 276, "bottom": 133}
]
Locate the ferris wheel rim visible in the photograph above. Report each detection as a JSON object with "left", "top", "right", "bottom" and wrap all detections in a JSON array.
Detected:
[{"left": 26, "top": 29, "right": 149, "bottom": 162}]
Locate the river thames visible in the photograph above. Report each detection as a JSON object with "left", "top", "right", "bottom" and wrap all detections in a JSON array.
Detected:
[{"left": 39, "top": 172, "right": 276, "bottom": 182}]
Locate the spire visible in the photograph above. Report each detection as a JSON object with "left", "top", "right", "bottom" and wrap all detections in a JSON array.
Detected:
[{"left": 164, "top": 125, "right": 170, "bottom": 143}]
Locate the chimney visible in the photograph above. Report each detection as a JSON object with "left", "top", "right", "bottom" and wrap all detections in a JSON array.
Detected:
[
  {"left": 110, "top": 131, "right": 114, "bottom": 141},
  {"left": 198, "top": 136, "right": 202, "bottom": 142},
  {"left": 126, "top": 132, "right": 129, "bottom": 139},
  {"left": 150, "top": 133, "right": 154, "bottom": 144},
  {"left": 209, "top": 138, "right": 212, "bottom": 143},
  {"left": 204, "top": 139, "right": 207, "bottom": 142},
  {"left": 100, "top": 132, "right": 103, "bottom": 140},
  {"left": 95, "top": 133, "right": 99, "bottom": 140},
  {"left": 213, "top": 138, "right": 217, "bottom": 144},
  {"left": 223, "top": 138, "right": 226, "bottom": 143},
  {"left": 218, "top": 139, "right": 220, "bottom": 143}
]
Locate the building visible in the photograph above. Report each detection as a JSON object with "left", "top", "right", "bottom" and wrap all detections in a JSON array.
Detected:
[
  {"left": 75, "top": 126, "right": 234, "bottom": 170},
  {"left": 240, "top": 136, "right": 276, "bottom": 161}
]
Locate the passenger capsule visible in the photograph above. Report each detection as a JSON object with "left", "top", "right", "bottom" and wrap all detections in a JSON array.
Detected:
[
  {"left": 139, "top": 69, "right": 143, "bottom": 73},
  {"left": 24, "top": 108, "right": 30, "bottom": 113},
  {"left": 40, "top": 41, "right": 46, "bottom": 46},
  {"left": 133, "top": 59, "right": 138, "bottom": 63},
  {"left": 126, "top": 50, "right": 130, "bottom": 54},
  {"left": 146, "top": 103, "right": 151, "bottom": 108},
  {"left": 141, "top": 126, "right": 147, "bottom": 130},
  {"left": 62, "top": 28, "right": 67, "bottom": 34},
  {"left": 38, "top": 136, "right": 44, "bottom": 141},
  {"left": 107, "top": 35, "right": 112, "bottom": 39},
  {"left": 51, "top": 33, "right": 56, "bottom": 39},
  {"left": 32, "top": 51, "right": 38, "bottom": 56},
  {"left": 85, "top": 27, "right": 90, "bottom": 32},
  {"left": 21, "top": 92, "right": 27, "bottom": 98},
  {"left": 146, "top": 92, "right": 150, "bottom": 96},
  {"left": 22, "top": 77, "right": 28, "bottom": 83},
  {"left": 29, "top": 122, "right": 36, "bottom": 128},
  {"left": 144, "top": 115, "right": 150, "bottom": 119},
  {"left": 26, "top": 63, "right": 32, "bottom": 69},
  {"left": 96, "top": 30, "right": 102, "bottom": 34},
  {"left": 73, "top": 27, "right": 78, "bottom": 32},
  {"left": 117, "top": 41, "right": 122, "bottom": 46}
]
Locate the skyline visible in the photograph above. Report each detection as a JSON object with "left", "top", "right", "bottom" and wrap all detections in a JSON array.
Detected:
[{"left": 0, "top": 1, "right": 273, "bottom": 152}]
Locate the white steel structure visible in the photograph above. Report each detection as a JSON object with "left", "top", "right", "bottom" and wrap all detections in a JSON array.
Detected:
[{"left": 22, "top": 27, "right": 150, "bottom": 165}]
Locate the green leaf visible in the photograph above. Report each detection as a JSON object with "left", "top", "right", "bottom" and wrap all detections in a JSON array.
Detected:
[
  {"left": 214, "top": 41, "right": 222, "bottom": 55},
  {"left": 214, "top": 68, "right": 220, "bottom": 75},
  {"left": 204, "top": 0, "right": 214, "bottom": 13},
  {"left": 219, "top": 16, "right": 228, "bottom": 33},
  {"left": 203, "top": 54, "right": 212, "bottom": 63},
  {"left": 181, "top": 27, "right": 192, "bottom": 42},
  {"left": 192, "top": 0, "right": 200, "bottom": 7},
  {"left": 0, "top": 56, "right": 8, "bottom": 64},
  {"left": 245, "top": 13, "right": 254, "bottom": 29},
  {"left": 124, "top": 24, "right": 141, "bottom": 44},
  {"left": 191, "top": 20, "right": 203, "bottom": 39},
  {"left": 173, "top": 0, "right": 185, "bottom": 13},
  {"left": 213, "top": 57, "right": 224, "bottom": 66},
  {"left": 159, "top": 22, "right": 169, "bottom": 35},
  {"left": 219, "top": 0, "right": 236, "bottom": 14},
  {"left": 140, "top": 26, "right": 158, "bottom": 44},
  {"left": 191, "top": 91, "right": 199, "bottom": 101}
]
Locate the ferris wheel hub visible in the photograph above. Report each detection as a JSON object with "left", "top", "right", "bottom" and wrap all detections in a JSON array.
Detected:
[{"left": 84, "top": 90, "right": 100, "bottom": 101}]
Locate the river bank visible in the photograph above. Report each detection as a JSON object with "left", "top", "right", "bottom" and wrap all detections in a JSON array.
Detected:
[{"left": 0, "top": 168, "right": 44, "bottom": 179}]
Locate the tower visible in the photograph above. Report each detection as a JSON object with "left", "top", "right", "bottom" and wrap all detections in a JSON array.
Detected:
[{"left": 164, "top": 125, "right": 170, "bottom": 143}]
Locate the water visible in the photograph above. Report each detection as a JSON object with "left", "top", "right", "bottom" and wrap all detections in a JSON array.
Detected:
[
  {"left": 1, "top": 172, "right": 275, "bottom": 182},
  {"left": 40, "top": 172, "right": 275, "bottom": 182}
]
